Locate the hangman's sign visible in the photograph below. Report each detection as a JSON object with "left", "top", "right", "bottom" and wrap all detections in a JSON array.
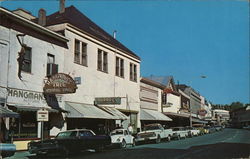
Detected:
[{"left": 43, "top": 73, "right": 77, "bottom": 94}]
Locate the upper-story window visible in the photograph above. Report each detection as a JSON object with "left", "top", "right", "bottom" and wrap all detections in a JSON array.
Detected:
[
  {"left": 47, "top": 54, "right": 58, "bottom": 77},
  {"left": 74, "top": 39, "right": 87, "bottom": 66},
  {"left": 130, "top": 63, "right": 137, "bottom": 82},
  {"left": 22, "top": 46, "right": 32, "bottom": 73},
  {"left": 97, "top": 49, "right": 108, "bottom": 73},
  {"left": 115, "top": 57, "right": 124, "bottom": 78}
]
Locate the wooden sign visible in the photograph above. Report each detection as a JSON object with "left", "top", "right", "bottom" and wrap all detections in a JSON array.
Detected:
[{"left": 43, "top": 73, "right": 77, "bottom": 94}]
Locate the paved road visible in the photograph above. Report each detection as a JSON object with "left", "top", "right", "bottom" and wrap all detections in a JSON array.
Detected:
[{"left": 6, "top": 128, "right": 250, "bottom": 159}]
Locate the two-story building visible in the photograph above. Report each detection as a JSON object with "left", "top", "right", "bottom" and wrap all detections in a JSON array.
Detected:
[
  {"left": 0, "top": 7, "right": 68, "bottom": 150},
  {"left": 139, "top": 77, "right": 172, "bottom": 129},
  {"left": 42, "top": 2, "right": 141, "bottom": 134}
]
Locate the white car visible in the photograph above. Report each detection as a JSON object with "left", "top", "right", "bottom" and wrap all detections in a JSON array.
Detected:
[
  {"left": 171, "top": 127, "right": 189, "bottom": 139},
  {"left": 110, "top": 129, "right": 135, "bottom": 148},
  {"left": 185, "top": 126, "right": 201, "bottom": 137}
]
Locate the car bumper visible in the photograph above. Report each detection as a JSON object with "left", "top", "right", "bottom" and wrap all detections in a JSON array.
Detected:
[{"left": 136, "top": 136, "right": 157, "bottom": 142}]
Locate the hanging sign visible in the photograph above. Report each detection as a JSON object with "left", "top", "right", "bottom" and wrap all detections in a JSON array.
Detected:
[
  {"left": 37, "top": 109, "right": 49, "bottom": 121},
  {"left": 43, "top": 73, "right": 77, "bottom": 94}
]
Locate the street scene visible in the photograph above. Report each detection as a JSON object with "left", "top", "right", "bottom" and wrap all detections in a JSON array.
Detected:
[{"left": 0, "top": 0, "right": 249, "bottom": 159}]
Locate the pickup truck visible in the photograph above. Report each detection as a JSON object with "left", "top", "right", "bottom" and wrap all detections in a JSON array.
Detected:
[
  {"left": 136, "top": 123, "right": 173, "bottom": 144},
  {"left": 28, "top": 129, "right": 111, "bottom": 156}
]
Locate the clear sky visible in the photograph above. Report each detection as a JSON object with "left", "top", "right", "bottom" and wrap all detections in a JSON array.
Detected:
[{"left": 1, "top": 0, "right": 249, "bottom": 105}]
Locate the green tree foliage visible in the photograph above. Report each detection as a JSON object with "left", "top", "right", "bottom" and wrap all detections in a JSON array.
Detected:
[{"left": 212, "top": 101, "right": 245, "bottom": 112}]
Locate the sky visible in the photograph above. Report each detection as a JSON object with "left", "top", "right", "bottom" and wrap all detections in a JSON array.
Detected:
[{"left": 1, "top": 0, "right": 249, "bottom": 105}]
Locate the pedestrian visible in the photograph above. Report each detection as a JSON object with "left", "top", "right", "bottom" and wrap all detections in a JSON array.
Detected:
[{"left": 128, "top": 123, "right": 133, "bottom": 135}]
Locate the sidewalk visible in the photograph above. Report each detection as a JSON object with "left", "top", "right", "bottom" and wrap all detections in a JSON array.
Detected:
[{"left": 4, "top": 151, "right": 33, "bottom": 159}]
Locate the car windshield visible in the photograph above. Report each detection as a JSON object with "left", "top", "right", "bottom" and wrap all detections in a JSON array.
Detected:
[
  {"left": 172, "top": 128, "right": 181, "bottom": 131},
  {"left": 144, "top": 125, "right": 159, "bottom": 131},
  {"left": 111, "top": 130, "right": 123, "bottom": 135},
  {"left": 56, "top": 131, "right": 77, "bottom": 139}
]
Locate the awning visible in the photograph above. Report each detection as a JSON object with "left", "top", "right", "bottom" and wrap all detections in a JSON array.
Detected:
[
  {"left": 0, "top": 106, "right": 19, "bottom": 118},
  {"left": 163, "top": 112, "right": 190, "bottom": 118},
  {"left": 8, "top": 105, "right": 58, "bottom": 113},
  {"left": 65, "top": 102, "right": 115, "bottom": 119},
  {"left": 100, "top": 106, "right": 129, "bottom": 120},
  {"left": 192, "top": 118, "right": 208, "bottom": 124},
  {"left": 140, "top": 109, "right": 172, "bottom": 121}
]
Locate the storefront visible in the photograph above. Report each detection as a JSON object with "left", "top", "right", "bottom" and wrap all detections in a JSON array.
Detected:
[
  {"left": 65, "top": 101, "right": 129, "bottom": 135},
  {"left": 140, "top": 108, "right": 172, "bottom": 129}
]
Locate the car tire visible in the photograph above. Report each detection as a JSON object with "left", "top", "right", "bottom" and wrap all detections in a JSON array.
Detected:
[
  {"left": 177, "top": 135, "right": 180, "bottom": 140},
  {"left": 155, "top": 135, "right": 161, "bottom": 144},
  {"left": 167, "top": 135, "right": 171, "bottom": 142},
  {"left": 121, "top": 139, "right": 126, "bottom": 148},
  {"left": 132, "top": 139, "right": 136, "bottom": 147}
]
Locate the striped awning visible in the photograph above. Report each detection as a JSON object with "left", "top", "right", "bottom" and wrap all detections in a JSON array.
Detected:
[
  {"left": 100, "top": 106, "right": 128, "bottom": 120},
  {"left": 65, "top": 102, "right": 116, "bottom": 119},
  {"left": 140, "top": 109, "right": 172, "bottom": 121}
]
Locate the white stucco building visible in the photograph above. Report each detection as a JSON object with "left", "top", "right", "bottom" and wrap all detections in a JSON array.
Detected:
[
  {"left": 44, "top": 4, "right": 141, "bottom": 133},
  {"left": 0, "top": 7, "right": 68, "bottom": 150}
]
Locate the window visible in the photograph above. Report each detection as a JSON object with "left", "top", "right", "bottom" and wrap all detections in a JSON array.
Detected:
[
  {"left": 47, "top": 54, "right": 58, "bottom": 77},
  {"left": 74, "top": 39, "right": 87, "bottom": 66},
  {"left": 97, "top": 49, "right": 108, "bottom": 73},
  {"left": 22, "top": 46, "right": 32, "bottom": 73},
  {"left": 115, "top": 57, "right": 124, "bottom": 77},
  {"left": 130, "top": 63, "right": 137, "bottom": 82}
]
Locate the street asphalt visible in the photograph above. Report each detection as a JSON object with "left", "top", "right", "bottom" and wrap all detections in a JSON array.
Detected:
[{"left": 5, "top": 128, "right": 250, "bottom": 159}]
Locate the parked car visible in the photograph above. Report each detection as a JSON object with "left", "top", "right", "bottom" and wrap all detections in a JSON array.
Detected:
[
  {"left": 171, "top": 127, "right": 189, "bottom": 140},
  {"left": 242, "top": 125, "right": 250, "bottom": 130},
  {"left": 185, "top": 126, "right": 200, "bottom": 137},
  {"left": 214, "top": 125, "right": 223, "bottom": 131},
  {"left": 110, "top": 128, "right": 135, "bottom": 148},
  {"left": 136, "top": 123, "right": 173, "bottom": 144},
  {"left": 28, "top": 129, "right": 111, "bottom": 156},
  {"left": 0, "top": 143, "right": 16, "bottom": 158},
  {"left": 204, "top": 126, "right": 216, "bottom": 133}
]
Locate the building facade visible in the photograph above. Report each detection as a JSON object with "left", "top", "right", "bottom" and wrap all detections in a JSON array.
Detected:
[
  {"left": 44, "top": 4, "right": 141, "bottom": 134},
  {"left": 0, "top": 7, "right": 68, "bottom": 150},
  {"left": 139, "top": 77, "right": 172, "bottom": 129}
]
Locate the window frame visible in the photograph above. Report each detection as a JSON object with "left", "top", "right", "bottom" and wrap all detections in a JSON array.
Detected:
[
  {"left": 97, "top": 49, "right": 108, "bottom": 73},
  {"left": 74, "top": 39, "right": 88, "bottom": 66},
  {"left": 21, "top": 46, "right": 32, "bottom": 73},
  {"left": 129, "top": 63, "right": 137, "bottom": 82},
  {"left": 115, "top": 57, "right": 124, "bottom": 78}
]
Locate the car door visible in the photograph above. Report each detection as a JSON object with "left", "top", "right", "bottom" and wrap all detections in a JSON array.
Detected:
[{"left": 124, "top": 130, "right": 131, "bottom": 144}]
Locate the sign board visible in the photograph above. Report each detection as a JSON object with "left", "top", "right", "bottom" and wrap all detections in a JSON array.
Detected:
[
  {"left": 95, "top": 97, "right": 121, "bottom": 105},
  {"left": 43, "top": 73, "right": 77, "bottom": 94},
  {"left": 37, "top": 109, "right": 49, "bottom": 121},
  {"left": 198, "top": 109, "right": 207, "bottom": 116},
  {"left": 74, "top": 77, "right": 81, "bottom": 85}
]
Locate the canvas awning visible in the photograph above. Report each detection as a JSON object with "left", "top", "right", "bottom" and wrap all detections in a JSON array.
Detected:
[
  {"left": 140, "top": 109, "right": 172, "bottom": 121},
  {"left": 8, "top": 105, "right": 58, "bottom": 113},
  {"left": 163, "top": 112, "right": 190, "bottom": 118},
  {"left": 0, "top": 106, "right": 19, "bottom": 118},
  {"left": 65, "top": 102, "right": 115, "bottom": 119},
  {"left": 100, "top": 106, "right": 129, "bottom": 120},
  {"left": 192, "top": 118, "right": 208, "bottom": 124}
]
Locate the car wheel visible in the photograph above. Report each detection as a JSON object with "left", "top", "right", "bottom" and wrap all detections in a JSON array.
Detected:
[
  {"left": 177, "top": 135, "right": 181, "bottom": 140},
  {"left": 155, "top": 135, "right": 161, "bottom": 144},
  {"left": 121, "top": 139, "right": 126, "bottom": 148},
  {"left": 167, "top": 135, "right": 171, "bottom": 142},
  {"left": 132, "top": 139, "right": 136, "bottom": 147}
]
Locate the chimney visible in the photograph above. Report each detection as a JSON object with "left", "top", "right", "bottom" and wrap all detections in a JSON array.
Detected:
[
  {"left": 113, "top": 30, "right": 117, "bottom": 39},
  {"left": 38, "top": 8, "right": 46, "bottom": 26},
  {"left": 59, "top": 0, "right": 65, "bottom": 14}
]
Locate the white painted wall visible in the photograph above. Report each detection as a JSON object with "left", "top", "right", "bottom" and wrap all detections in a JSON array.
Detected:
[
  {"left": 163, "top": 94, "right": 181, "bottom": 113},
  {"left": 0, "top": 25, "right": 66, "bottom": 136}
]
